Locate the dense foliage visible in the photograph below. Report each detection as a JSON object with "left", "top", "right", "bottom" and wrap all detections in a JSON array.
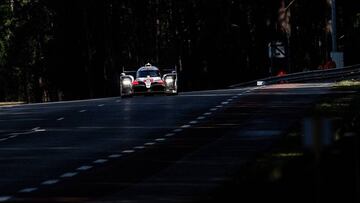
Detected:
[{"left": 0, "top": 0, "right": 359, "bottom": 102}]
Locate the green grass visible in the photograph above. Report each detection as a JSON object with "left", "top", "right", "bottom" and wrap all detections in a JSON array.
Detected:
[
  {"left": 0, "top": 102, "right": 25, "bottom": 107},
  {"left": 315, "top": 80, "right": 360, "bottom": 137},
  {"left": 333, "top": 79, "right": 360, "bottom": 91},
  {"left": 316, "top": 80, "right": 360, "bottom": 115}
]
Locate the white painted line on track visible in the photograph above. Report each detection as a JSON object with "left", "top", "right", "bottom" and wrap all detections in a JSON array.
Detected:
[
  {"left": 122, "top": 150, "right": 135, "bottom": 154},
  {"left": 77, "top": 166, "right": 93, "bottom": 171},
  {"left": 0, "top": 196, "right": 12, "bottom": 202},
  {"left": 227, "top": 99, "right": 233, "bottom": 101},
  {"left": 189, "top": 121, "right": 198, "bottom": 124},
  {"left": 144, "top": 142, "right": 156, "bottom": 146},
  {"left": 210, "top": 108, "right": 218, "bottom": 111},
  {"left": 93, "top": 159, "right": 108, "bottom": 164},
  {"left": 197, "top": 116, "right": 206, "bottom": 120},
  {"left": 181, "top": 125, "right": 191, "bottom": 128},
  {"left": 98, "top": 104, "right": 105, "bottom": 107},
  {"left": 173, "top": 129, "right": 183, "bottom": 133},
  {"left": 134, "top": 146, "right": 145, "bottom": 150},
  {"left": 60, "top": 172, "right": 78, "bottom": 178},
  {"left": 33, "top": 128, "right": 46, "bottom": 132},
  {"left": 216, "top": 105, "right": 223, "bottom": 108},
  {"left": 57, "top": 117, "right": 64, "bottom": 121},
  {"left": 204, "top": 112, "right": 212, "bottom": 116},
  {"left": 221, "top": 102, "right": 229, "bottom": 105},
  {"left": 179, "top": 94, "right": 234, "bottom": 97},
  {"left": 6, "top": 129, "right": 44, "bottom": 138},
  {"left": 1, "top": 127, "right": 46, "bottom": 142},
  {"left": 18, "top": 188, "right": 38, "bottom": 193},
  {"left": 108, "top": 154, "right": 122, "bottom": 158},
  {"left": 155, "top": 138, "right": 166, "bottom": 142},
  {"left": 41, "top": 179, "right": 59, "bottom": 185},
  {"left": 79, "top": 110, "right": 87, "bottom": 113},
  {"left": 232, "top": 96, "right": 238, "bottom": 99},
  {"left": 165, "top": 133, "right": 175, "bottom": 137},
  {"left": 7, "top": 97, "right": 118, "bottom": 107}
]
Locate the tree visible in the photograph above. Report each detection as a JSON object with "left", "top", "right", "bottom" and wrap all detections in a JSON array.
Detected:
[{"left": 0, "top": 0, "right": 359, "bottom": 102}]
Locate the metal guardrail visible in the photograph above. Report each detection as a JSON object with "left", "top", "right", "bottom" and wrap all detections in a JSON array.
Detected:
[{"left": 229, "top": 64, "right": 360, "bottom": 88}]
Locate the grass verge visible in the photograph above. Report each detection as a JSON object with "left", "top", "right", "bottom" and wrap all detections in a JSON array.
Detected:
[{"left": 0, "top": 102, "right": 25, "bottom": 107}]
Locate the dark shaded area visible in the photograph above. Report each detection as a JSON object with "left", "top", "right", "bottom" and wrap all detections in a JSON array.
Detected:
[
  {"left": 201, "top": 90, "right": 360, "bottom": 203},
  {"left": 202, "top": 130, "right": 359, "bottom": 203},
  {"left": 0, "top": 0, "right": 360, "bottom": 102}
]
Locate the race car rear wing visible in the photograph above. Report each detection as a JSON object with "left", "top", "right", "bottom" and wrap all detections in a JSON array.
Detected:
[
  {"left": 162, "top": 66, "right": 177, "bottom": 94},
  {"left": 161, "top": 65, "right": 177, "bottom": 80},
  {"left": 121, "top": 65, "right": 177, "bottom": 76},
  {"left": 161, "top": 65, "right": 178, "bottom": 74},
  {"left": 121, "top": 66, "right": 136, "bottom": 76}
]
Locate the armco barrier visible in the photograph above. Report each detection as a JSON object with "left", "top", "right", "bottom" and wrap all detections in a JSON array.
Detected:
[{"left": 229, "top": 64, "right": 360, "bottom": 88}]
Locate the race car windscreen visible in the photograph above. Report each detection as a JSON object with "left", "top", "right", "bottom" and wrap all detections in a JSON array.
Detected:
[{"left": 137, "top": 70, "right": 160, "bottom": 78}]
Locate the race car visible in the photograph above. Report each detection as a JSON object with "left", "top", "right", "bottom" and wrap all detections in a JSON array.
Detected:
[{"left": 120, "top": 63, "right": 178, "bottom": 97}]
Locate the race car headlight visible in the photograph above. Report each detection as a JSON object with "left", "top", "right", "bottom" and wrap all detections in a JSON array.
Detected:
[
  {"left": 165, "top": 77, "right": 174, "bottom": 84},
  {"left": 122, "top": 78, "right": 132, "bottom": 86}
]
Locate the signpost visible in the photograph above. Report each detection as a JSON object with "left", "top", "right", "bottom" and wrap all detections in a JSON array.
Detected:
[
  {"left": 330, "top": 0, "right": 344, "bottom": 68},
  {"left": 268, "top": 41, "right": 287, "bottom": 75},
  {"left": 268, "top": 41, "right": 286, "bottom": 59},
  {"left": 331, "top": 52, "right": 344, "bottom": 68}
]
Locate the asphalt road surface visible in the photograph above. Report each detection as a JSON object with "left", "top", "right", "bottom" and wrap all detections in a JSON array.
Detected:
[{"left": 0, "top": 83, "right": 336, "bottom": 202}]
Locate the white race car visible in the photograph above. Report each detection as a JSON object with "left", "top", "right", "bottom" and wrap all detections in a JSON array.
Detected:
[{"left": 120, "top": 63, "right": 178, "bottom": 97}]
